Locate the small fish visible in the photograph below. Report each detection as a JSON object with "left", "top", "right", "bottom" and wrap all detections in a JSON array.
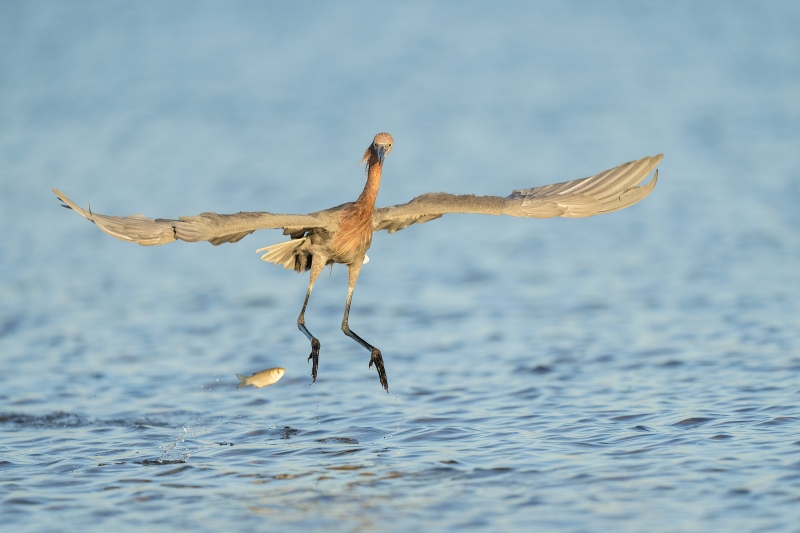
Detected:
[{"left": 236, "top": 367, "right": 285, "bottom": 388}]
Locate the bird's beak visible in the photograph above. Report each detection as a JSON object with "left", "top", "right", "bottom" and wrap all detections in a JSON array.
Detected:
[{"left": 374, "top": 144, "right": 389, "bottom": 165}]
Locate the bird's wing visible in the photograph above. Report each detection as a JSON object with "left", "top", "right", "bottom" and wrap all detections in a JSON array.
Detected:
[
  {"left": 372, "top": 154, "right": 662, "bottom": 233},
  {"left": 52, "top": 189, "right": 326, "bottom": 246}
]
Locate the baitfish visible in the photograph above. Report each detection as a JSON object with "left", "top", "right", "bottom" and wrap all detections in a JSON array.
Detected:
[{"left": 236, "top": 367, "right": 285, "bottom": 388}]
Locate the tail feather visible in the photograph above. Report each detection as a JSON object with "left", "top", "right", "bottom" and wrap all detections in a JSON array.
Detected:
[{"left": 256, "top": 237, "right": 310, "bottom": 271}]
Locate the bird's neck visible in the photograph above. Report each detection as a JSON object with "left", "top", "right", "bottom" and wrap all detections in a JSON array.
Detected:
[{"left": 354, "top": 155, "right": 382, "bottom": 213}]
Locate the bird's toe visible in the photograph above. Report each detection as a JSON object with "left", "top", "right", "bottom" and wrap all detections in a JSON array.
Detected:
[
  {"left": 308, "top": 338, "right": 320, "bottom": 382},
  {"left": 369, "top": 349, "right": 389, "bottom": 393}
]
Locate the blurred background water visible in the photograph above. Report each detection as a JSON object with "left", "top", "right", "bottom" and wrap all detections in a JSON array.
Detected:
[{"left": 1, "top": 1, "right": 799, "bottom": 531}]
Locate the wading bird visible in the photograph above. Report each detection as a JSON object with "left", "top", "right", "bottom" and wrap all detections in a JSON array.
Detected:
[{"left": 53, "top": 133, "right": 662, "bottom": 392}]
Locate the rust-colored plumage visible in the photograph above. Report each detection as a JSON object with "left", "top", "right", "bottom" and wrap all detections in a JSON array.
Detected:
[
  {"left": 332, "top": 133, "right": 390, "bottom": 262},
  {"left": 53, "top": 132, "right": 663, "bottom": 393}
]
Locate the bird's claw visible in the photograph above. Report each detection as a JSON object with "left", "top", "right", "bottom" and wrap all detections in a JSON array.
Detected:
[
  {"left": 308, "top": 338, "right": 320, "bottom": 383},
  {"left": 369, "top": 348, "right": 389, "bottom": 393}
]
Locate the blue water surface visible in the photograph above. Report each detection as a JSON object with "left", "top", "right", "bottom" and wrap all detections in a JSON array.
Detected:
[{"left": 2, "top": 2, "right": 800, "bottom": 531}]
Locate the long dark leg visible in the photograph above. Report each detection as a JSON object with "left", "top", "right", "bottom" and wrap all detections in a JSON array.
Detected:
[
  {"left": 342, "top": 261, "right": 388, "bottom": 392},
  {"left": 298, "top": 257, "right": 325, "bottom": 383}
]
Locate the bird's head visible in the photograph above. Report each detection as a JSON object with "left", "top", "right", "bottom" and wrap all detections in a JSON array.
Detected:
[{"left": 362, "top": 132, "right": 394, "bottom": 168}]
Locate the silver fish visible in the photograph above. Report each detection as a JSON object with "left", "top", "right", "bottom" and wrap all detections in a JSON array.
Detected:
[{"left": 236, "top": 367, "right": 285, "bottom": 388}]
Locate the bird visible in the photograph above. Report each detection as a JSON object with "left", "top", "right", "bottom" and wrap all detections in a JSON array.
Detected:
[{"left": 53, "top": 132, "right": 663, "bottom": 393}]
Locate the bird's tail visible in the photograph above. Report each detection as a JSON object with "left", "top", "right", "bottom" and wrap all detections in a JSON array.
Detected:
[
  {"left": 256, "top": 237, "right": 311, "bottom": 271},
  {"left": 236, "top": 374, "right": 248, "bottom": 388}
]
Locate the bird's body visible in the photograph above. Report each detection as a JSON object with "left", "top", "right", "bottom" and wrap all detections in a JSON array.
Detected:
[{"left": 53, "top": 133, "right": 663, "bottom": 393}]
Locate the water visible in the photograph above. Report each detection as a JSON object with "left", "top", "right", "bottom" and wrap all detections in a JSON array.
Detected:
[{"left": 2, "top": 2, "right": 800, "bottom": 531}]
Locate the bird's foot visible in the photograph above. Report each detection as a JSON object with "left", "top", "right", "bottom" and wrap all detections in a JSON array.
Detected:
[
  {"left": 368, "top": 348, "right": 389, "bottom": 393},
  {"left": 307, "top": 338, "right": 320, "bottom": 383}
]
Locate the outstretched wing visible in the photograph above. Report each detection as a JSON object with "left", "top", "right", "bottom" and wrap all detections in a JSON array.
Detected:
[
  {"left": 372, "top": 154, "right": 662, "bottom": 233},
  {"left": 52, "top": 189, "right": 326, "bottom": 246}
]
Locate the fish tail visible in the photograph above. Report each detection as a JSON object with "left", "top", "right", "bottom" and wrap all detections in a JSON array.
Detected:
[{"left": 236, "top": 374, "right": 248, "bottom": 388}]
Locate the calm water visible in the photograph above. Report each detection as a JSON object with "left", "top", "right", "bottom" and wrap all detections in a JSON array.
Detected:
[{"left": 2, "top": 2, "right": 800, "bottom": 531}]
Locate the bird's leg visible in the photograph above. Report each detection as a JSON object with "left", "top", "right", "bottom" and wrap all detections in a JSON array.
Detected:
[
  {"left": 297, "top": 286, "right": 320, "bottom": 383},
  {"left": 298, "top": 257, "right": 325, "bottom": 383},
  {"left": 341, "top": 261, "right": 389, "bottom": 392}
]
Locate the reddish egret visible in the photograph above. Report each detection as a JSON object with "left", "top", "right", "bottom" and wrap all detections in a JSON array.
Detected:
[{"left": 53, "top": 132, "right": 663, "bottom": 392}]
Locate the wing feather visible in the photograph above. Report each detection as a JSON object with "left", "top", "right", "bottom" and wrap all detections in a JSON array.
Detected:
[
  {"left": 52, "top": 189, "right": 326, "bottom": 246},
  {"left": 373, "top": 154, "right": 662, "bottom": 232}
]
